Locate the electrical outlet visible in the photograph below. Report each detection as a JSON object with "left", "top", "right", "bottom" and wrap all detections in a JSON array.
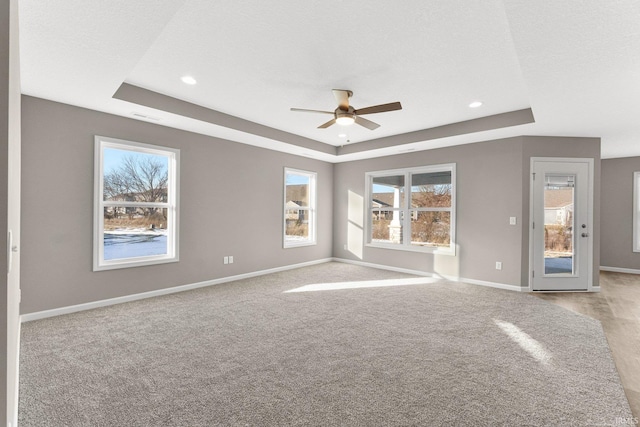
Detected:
[
  {"left": 229, "top": 256, "right": 234, "bottom": 264},
  {"left": 223, "top": 256, "right": 229, "bottom": 265},
  {"left": 344, "top": 244, "right": 347, "bottom": 250},
  {"left": 509, "top": 217, "right": 517, "bottom": 225},
  {"left": 496, "top": 261, "right": 502, "bottom": 270}
]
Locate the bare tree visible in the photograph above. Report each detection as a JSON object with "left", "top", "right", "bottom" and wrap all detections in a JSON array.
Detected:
[
  {"left": 104, "top": 155, "right": 167, "bottom": 201},
  {"left": 413, "top": 184, "right": 451, "bottom": 208},
  {"left": 104, "top": 155, "right": 168, "bottom": 220},
  {"left": 411, "top": 184, "right": 452, "bottom": 245}
]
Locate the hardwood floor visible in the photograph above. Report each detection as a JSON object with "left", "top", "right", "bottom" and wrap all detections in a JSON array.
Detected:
[{"left": 535, "top": 271, "right": 640, "bottom": 421}]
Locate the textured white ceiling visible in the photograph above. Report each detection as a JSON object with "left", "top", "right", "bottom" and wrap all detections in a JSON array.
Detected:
[{"left": 18, "top": 0, "right": 640, "bottom": 162}]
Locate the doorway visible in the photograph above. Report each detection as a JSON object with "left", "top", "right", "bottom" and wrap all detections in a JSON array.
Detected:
[{"left": 531, "top": 158, "right": 594, "bottom": 291}]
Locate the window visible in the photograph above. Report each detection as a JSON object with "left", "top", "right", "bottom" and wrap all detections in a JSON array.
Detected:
[
  {"left": 366, "top": 164, "right": 456, "bottom": 254},
  {"left": 284, "top": 168, "right": 317, "bottom": 248},
  {"left": 94, "top": 136, "right": 179, "bottom": 270},
  {"left": 634, "top": 172, "right": 640, "bottom": 252}
]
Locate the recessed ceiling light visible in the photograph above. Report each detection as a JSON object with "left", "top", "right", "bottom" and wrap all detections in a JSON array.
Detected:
[
  {"left": 338, "top": 133, "right": 347, "bottom": 138},
  {"left": 469, "top": 101, "right": 483, "bottom": 108},
  {"left": 181, "top": 75, "right": 197, "bottom": 85}
]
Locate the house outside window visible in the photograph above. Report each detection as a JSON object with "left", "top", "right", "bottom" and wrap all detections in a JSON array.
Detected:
[
  {"left": 94, "top": 136, "right": 179, "bottom": 270},
  {"left": 365, "top": 164, "right": 456, "bottom": 255},
  {"left": 284, "top": 168, "right": 317, "bottom": 248}
]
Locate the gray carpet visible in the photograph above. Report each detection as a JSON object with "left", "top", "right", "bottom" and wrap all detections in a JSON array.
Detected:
[{"left": 19, "top": 262, "right": 633, "bottom": 426}]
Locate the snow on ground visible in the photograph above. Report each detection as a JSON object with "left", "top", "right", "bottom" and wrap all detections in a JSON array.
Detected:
[{"left": 104, "top": 228, "right": 167, "bottom": 236}]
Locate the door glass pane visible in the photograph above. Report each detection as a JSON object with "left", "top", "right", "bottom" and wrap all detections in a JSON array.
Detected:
[{"left": 544, "top": 174, "right": 575, "bottom": 275}]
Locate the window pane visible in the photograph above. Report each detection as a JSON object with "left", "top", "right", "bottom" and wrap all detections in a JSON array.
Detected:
[
  {"left": 103, "top": 147, "right": 169, "bottom": 203},
  {"left": 372, "top": 175, "right": 404, "bottom": 208},
  {"left": 286, "top": 173, "right": 310, "bottom": 208},
  {"left": 410, "top": 211, "right": 451, "bottom": 247},
  {"left": 372, "top": 210, "right": 403, "bottom": 244},
  {"left": 285, "top": 209, "right": 309, "bottom": 243},
  {"left": 103, "top": 207, "right": 168, "bottom": 261},
  {"left": 411, "top": 172, "right": 451, "bottom": 208}
]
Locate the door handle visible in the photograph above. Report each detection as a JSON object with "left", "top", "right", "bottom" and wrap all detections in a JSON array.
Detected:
[{"left": 581, "top": 233, "right": 589, "bottom": 237}]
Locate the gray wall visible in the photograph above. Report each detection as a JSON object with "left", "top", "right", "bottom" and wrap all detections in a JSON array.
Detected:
[
  {"left": 600, "top": 156, "right": 640, "bottom": 269},
  {"left": 21, "top": 96, "right": 333, "bottom": 314},
  {"left": 333, "top": 138, "right": 525, "bottom": 286},
  {"left": 333, "top": 136, "right": 601, "bottom": 289}
]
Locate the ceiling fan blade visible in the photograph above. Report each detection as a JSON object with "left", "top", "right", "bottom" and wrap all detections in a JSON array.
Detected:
[
  {"left": 354, "top": 102, "right": 402, "bottom": 116},
  {"left": 290, "top": 108, "right": 334, "bottom": 115},
  {"left": 318, "top": 118, "right": 337, "bottom": 129},
  {"left": 332, "top": 89, "right": 352, "bottom": 111},
  {"left": 355, "top": 116, "right": 380, "bottom": 130}
]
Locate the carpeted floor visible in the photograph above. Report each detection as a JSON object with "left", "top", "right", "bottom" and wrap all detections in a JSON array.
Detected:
[{"left": 19, "top": 262, "right": 633, "bottom": 426}]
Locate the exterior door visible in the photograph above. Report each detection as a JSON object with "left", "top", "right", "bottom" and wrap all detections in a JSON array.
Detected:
[{"left": 531, "top": 158, "right": 593, "bottom": 291}]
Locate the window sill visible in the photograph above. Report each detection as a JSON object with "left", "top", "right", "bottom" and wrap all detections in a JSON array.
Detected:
[
  {"left": 365, "top": 242, "right": 456, "bottom": 256},
  {"left": 284, "top": 240, "right": 317, "bottom": 249},
  {"left": 94, "top": 256, "right": 179, "bottom": 272}
]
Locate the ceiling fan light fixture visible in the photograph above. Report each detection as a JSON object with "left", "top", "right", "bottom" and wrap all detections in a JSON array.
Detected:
[
  {"left": 335, "top": 113, "right": 355, "bottom": 126},
  {"left": 469, "top": 101, "right": 483, "bottom": 108},
  {"left": 290, "top": 89, "right": 400, "bottom": 130}
]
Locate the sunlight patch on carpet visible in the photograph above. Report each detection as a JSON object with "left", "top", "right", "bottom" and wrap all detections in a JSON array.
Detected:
[
  {"left": 494, "top": 319, "right": 552, "bottom": 366},
  {"left": 285, "top": 277, "right": 439, "bottom": 293}
]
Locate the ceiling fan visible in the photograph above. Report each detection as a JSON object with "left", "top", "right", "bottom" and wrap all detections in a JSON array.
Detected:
[{"left": 290, "top": 89, "right": 402, "bottom": 130}]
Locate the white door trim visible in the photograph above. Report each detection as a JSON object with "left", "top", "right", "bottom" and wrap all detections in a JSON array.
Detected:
[{"left": 528, "top": 157, "right": 595, "bottom": 292}]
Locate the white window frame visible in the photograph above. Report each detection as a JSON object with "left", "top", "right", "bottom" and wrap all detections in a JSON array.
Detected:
[
  {"left": 634, "top": 172, "right": 640, "bottom": 252},
  {"left": 283, "top": 168, "right": 317, "bottom": 248},
  {"left": 94, "top": 136, "right": 180, "bottom": 271},
  {"left": 365, "top": 163, "right": 456, "bottom": 255}
]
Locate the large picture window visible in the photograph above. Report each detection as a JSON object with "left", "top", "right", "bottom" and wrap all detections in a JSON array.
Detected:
[
  {"left": 284, "top": 168, "right": 317, "bottom": 248},
  {"left": 94, "top": 136, "right": 179, "bottom": 271},
  {"left": 366, "top": 164, "right": 456, "bottom": 254}
]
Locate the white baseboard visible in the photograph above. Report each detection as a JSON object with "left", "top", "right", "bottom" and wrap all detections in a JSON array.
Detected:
[
  {"left": 22, "top": 257, "right": 533, "bottom": 322},
  {"left": 445, "top": 276, "right": 525, "bottom": 292},
  {"left": 332, "top": 258, "right": 524, "bottom": 292},
  {"left": 21, "top": 258, "right": 333, "bottom": 322},
  {"left": 600, "top": 266, "right": 640, "bottom": 275},
  {"left": 331, "top": 258, "right": 433, "bottom": 278}
]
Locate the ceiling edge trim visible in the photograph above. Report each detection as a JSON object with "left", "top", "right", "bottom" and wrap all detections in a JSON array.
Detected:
[
  {"left": 336, "top": 108, "right": 535, "bottom": 155},
  {"left": 112, "top": 83, "right": 337, "bottom": 156}
]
